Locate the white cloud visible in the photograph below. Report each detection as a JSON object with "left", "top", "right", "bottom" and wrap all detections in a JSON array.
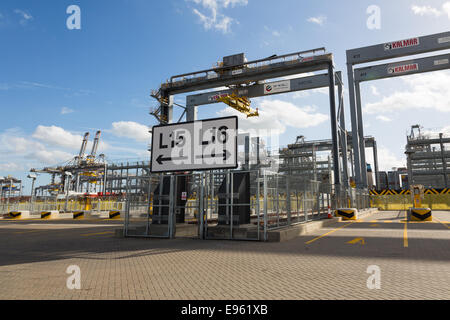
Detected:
[
  {"left": 376, "top": 115, "right": 392, "bottom": 122},
  {"left": 411, "top": 2, "right": 450, "bottom": 18},
  {"left": 0, "top": 162, "right": 23, "bottom": 172},
  {"left": 370, "top": 85, "right": 379, "bottom": 96},
  {"left": 411, "top": 5, "right": 442, "bottom": 16},
  {"left": 307, "top": 15, "right": 326, "bottom": 26},
  {"left": 0, "top": 83, "right": 11, "bottom": 90},
  {"left": 0, "top": 128, "right": 74, "bottom": 168},
  {"left": 61, "top": 107, "right": 74, "bottom": 115},
  {"left": 31, "top": 125, "right": 108, "bottom": 154},
  {"left": 189, "top": 0, "right": 248, "bottom": 33},
  {"left": 111, "top": 121, "right": 151, "bottom": 142},
  {"left": 364, "top": 71, "right": 450, "bottom": 115},
  {"left": 365, "top": 146, "right": 405, "bottom": 172},
  {"left": 422, "top": 125, "right": 450, "bottom": 138},
  {"left": 217, "top": 99, "right": 329, "bottom": 135},
  {"left": 14, "top": 9, "right": 33, "bottom": 25},
  {"left": 32, "top": 125, "right": 86, "bottom": 150},
  {"left": 29, "top": 150, "right": 73, "bottom": 164},
  {"left": 444, "top": 2, "right": 450, "bottom": 18}
]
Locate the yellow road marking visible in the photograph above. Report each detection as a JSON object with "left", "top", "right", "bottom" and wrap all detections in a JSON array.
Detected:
[
  {"left": 81, "top": 231, "right": 115, "bottom": 237},
  {"left": 370, "top": 224, "right": 381, "bottom": 227},
  {"left": 347, "top": 237, "right": 365, "bottom": 245},
  {"left": 433, "top": 217, "right": 450, "bottom": 229},
  {"left": 403, "top": 212, "right": 408, "bottom": 248},
  {"left": 305, "top": 221, "right": 356, "bottom": 244}
]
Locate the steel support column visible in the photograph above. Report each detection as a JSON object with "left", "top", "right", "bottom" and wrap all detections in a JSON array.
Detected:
[
  {"left": 328, "top": 62, "right": 341, "bottom": 185},
  {"left": 439, "top": 133, "right": 449, "bottom": 188},
  {"left": 347, "top": 63, "right": 363, "bottom": 187},
  {"left": 186, "top": 104, "right": 198, "bottom": 122},
  {"left": 355, "top": 81, "right": 367, "bottom": 187},
  {"left": 337, "top": 72, "right": 349, "bottom": 187}
]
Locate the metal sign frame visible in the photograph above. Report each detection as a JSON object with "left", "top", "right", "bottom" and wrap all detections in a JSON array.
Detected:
[
  {"left": 150, "top": 116, "right": 238, "bottom": 173},
  {"left": 346, "top": 31, "right": 450, "bottom": 188}
]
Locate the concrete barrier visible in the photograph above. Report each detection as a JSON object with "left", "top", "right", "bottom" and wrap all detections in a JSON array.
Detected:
[
  {"left": 40, "top": 211, "right": 73, "bottom": 220},
  {"left": 408, "top": 208, "right": 432, "bottom": 221},
  {"left": 73, "top": 211, "right": 85, "bottom": 220},
  {"left": 109, "top": 211, "right": 121, "bottom": 219},
  {"left": 9, "top": 211, "right": 32, "bottom": 219},
  {"left": 335, "top": 208, "right": 358, "bottom": 220}
]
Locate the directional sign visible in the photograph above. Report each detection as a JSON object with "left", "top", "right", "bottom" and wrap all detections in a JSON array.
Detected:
[{"left": 150, "top": 116, "right": 238, "bottom": 173}]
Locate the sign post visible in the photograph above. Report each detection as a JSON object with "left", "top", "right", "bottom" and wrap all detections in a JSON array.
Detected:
[{"left": 150, "top": 116, "right": 238, "bottom": 173}]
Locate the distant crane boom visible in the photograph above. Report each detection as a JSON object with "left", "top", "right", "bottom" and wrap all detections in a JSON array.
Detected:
[
  {"left": 79, "top": 132, "right": 90, "bottom": 159},
  {"left": 90, "top": 131, "right": 101, "bottom": 158}
]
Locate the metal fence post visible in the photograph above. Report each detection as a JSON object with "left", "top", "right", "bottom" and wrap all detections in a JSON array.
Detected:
[
  {"left": 146, "top": 173, "right": 153, "bottom": 236},
  {"left": 168, "top": 175, "right": 175, "bottom": 239},
  {"left": 286, "top": 175, "right": 291, "bottom": 226},
  {"left": 256, "top": 170, "right": 261, "bottom": 240},
  {"left": 199, "top": 172, "right": 205, "bottom": 240},
  {"left": 263, "top": 171, "right": 268, "bottom": 241},
  {"left": 124, "top": 177, "right": 130, "bottom": 237}
]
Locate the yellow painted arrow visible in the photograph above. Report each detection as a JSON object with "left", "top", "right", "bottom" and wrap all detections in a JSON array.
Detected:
[{"left": 347, "top": 237, "right": 365, "bottom": 245}]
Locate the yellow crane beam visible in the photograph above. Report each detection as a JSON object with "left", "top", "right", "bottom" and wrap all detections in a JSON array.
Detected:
[{"left": 216, "top": 93, "right": 259, "bottom": 118}]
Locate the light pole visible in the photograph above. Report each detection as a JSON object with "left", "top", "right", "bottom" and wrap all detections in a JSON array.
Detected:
[{"left": 27, "top": 173, "right": 37, "bottom": 212}]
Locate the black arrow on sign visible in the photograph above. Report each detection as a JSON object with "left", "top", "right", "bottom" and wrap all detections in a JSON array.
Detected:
[
  {"left": 195, "top": 150, "right": 231, "bottom": 161},
  {"left": 156, "top": 154, "right": 188, "bottom": 165}
]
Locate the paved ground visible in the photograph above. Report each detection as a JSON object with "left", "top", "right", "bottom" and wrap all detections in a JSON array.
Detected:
[{"left": 0, "top": 211, "right": 449, "bottom": 300}]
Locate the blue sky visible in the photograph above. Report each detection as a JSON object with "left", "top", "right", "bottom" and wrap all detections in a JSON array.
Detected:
[{"left": 1, "top": 0, "right": 450, "bottom": 192}]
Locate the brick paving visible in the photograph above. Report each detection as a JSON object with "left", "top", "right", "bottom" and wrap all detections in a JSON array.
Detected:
[{"left": 0, "top": 211, "right": 449, "bottom": 300}]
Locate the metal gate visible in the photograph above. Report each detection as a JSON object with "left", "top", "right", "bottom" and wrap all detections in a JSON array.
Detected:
[
  {"left": 202, "top": 169, "right": 262, "bottom": 241},
  {"left": 123, "top": 170, "right": 262, "bottom": 240},
  {"left": 123, "top": 175, "right": 174, "bottom": 238}
]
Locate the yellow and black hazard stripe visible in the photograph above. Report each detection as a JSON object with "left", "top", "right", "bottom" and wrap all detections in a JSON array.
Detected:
[
  {"left": 109, "top": 211, "right": 121, "bottom": 219},
  {"left": 9, "top": 212, "right": 21, "bottom": 218},
  {"left": 335, "top": 209, "right": 357, "bottom": 220},
  {"left": 424, "top": 188, "right": 439, "bottom": 195},
  {"left": 73, "top": 211, "right": 84, "bottom": 220},
  {"left": 41, "top": 212, "right": 51, "bottom": 219},
  {"left": 442, "top": 188, "right": 450, "bottom": 194},
  {"left": 409, "top": 208, "right": 432, "bottom": 221}
]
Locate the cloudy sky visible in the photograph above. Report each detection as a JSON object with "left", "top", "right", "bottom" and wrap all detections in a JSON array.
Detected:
[{"left": 1, "top": 0, "right": 450, "bottom": 191}]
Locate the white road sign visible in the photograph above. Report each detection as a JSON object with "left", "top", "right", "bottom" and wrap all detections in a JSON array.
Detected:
[{"left": 150, "top": 116, "right": 238, "bottom": 173}]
